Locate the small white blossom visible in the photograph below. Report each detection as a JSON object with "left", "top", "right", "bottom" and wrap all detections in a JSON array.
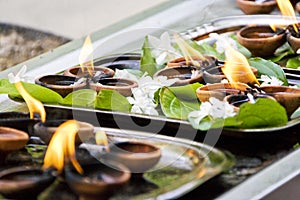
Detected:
[
  {"left": 148, "top": 32, "right": 181, "bottom": 65},
  {"left": 114, "top": 69, "right": 140, "bottom": 82},
  {"left": 188, "top": 97, "right": 236, "bottom": 125},
  {"left": 209, "top": 33, "right": 238, "bottom": 54},
  {"left": 8, "top": 65, "right": 28, "bottom": 83},
  {"left": 259, "top": 75, "right": 283, "bottom": 86}
]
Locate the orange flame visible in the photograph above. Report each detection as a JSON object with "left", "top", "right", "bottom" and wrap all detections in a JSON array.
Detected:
[
  {"left": 95, "top": 130, "right": 110, "bottom": 152},
  {"left": 43, "top": 120, "right": 83, "bottom": 174},
  {"left": 276, "top": 0, "right": 298, "bottom": 33},
  {"left": 79, "top": 35, "right": 94, "bottom": 76},
  {"left": 174, "top": 34, "right": 205, "bottom": 67},
  {"left": 15, "top": 82, "right": 46, "bottom": 122},
  {"left": 222, "top": 45, "right": 259, "bottom": 86}
]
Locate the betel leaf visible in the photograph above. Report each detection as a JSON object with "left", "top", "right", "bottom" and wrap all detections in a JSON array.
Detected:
[
  {"left": 168, "top": 82, "right": 202, "bottom": 101},
  {"left": 286, "top": 56, "right": 300, "bottom": 69},
  {"left": 95, "top": 89, "right": 131, "bottom": 112},
  {"left": 226, "top": 98, "right": 288, "bottom": 129},
  {"left": 248, "top": 57, "right": 288, "bottom": 86},
  {"left": 61, "top": 89, "right": 97, "bottom": 108},
  {"left": 189, "top": 41, "right": 225, "bottom": 60},
  {"left": 140, "top": 36, "right": 158, "bottom": 76},
  {"left": 0, "top": 78, "right": 63, "bottom": 103},
  {"left": 230, "top": 34, "right": 252, "bottom": 58},
  {"left": 159, "top": 86, "right": 200, "bottom": 120}
]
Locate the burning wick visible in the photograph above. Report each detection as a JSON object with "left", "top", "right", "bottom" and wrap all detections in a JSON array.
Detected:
[
  {"left": 8, "top": 65, "right": 46, "bottom": 122},
  {"left": 173, "top": 33, "right": 205, "bottom": 67},
  {"left": 95, "top": 130, "right": 110, "bottom": 152},
  {"left": 43, "top": 120, "right": 83, "bottom": 174},
  {"left": 79, "top": 35, "right": 94, "bottom": 77}
]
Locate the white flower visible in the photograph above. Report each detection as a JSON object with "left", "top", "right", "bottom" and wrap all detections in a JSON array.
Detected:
[
  {"left": 127, "top": 88, "right": 158, "bottom": 115},
  {"left": 209, "top": 33, "right": 238, "bottom": 54},
  {"left": 188, "top": 97, "right": 236, "bottom": 125},
  {"left": 8, "top": 65, "right": 28, "bottom": 83},
  {"left": 259, "top": 75, "right": 283, "bottom": 86},
  {"left": 148, "top": 32, "right": 181, "bottom": 65},
  {"left": 114, "top": 69, "right": 140, "bottom": 82}
]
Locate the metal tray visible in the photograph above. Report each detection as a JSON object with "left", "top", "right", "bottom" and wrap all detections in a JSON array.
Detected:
[{"left": 0, "top": 127, "right": 234, "bottom": 200}]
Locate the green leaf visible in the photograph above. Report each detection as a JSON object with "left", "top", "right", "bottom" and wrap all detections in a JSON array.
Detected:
[
  {"left": 189, "top": 41, "right": 225, "bottom": 60},
  {"left": 159, "top": 87, "right": 200, "bottom": 120},
  {"left": 61, "top": 89, "right": 97, "bottom": 108},
  {"left": 291, "top": 106, "right": 300, "bottom": 119},
  {"left": 168, "top": 82, "right": 202, "bottom": 102},
  {"left": 248, "top": 57, "right": 288, "bottom": 86},
  {"left": 140, "top": 36, "right": 158, "bottom": 76},
  {"left": 95, "top": 89, "right": 131, "bottom": 112},
  {"left": 286, "top": 56, "right": 300, "bottom": 69},
  {"left": 230, "top": 98, "right": 288, "bottom": 129},
  {"left": 230, "top": 35, "right": 252, "bottom": 58},
  {"left": 0, "top": 78, "right": 63, "bottom": 103}
]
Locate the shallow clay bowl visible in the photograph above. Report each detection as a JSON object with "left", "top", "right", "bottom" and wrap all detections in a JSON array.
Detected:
[
  {"left": 167, "top": 56, "right": 218, "bottom": 68},
  {"left": 89, "top": 78, "right": 138, "bottom": 96},
  {"left": 260, "top": 85, "right": 300, "bottom": 116},
  {"left": 237, "top": 25, "right": 286, "bottom": 57},
  {"left": 0, "top": 126, "right": 29, "bottom": 152},
  {"left": 236, "top": 0, "right": 277, "bottom": 15},
  {"left": 65, "top": 160, "right": 130, "bottom": 200},
  {"left": 104, "top": 141, "right": 161, "bottom": 174},
  {"left": 154, "top": 66, "right": 203, "bottom": 86},
  {"left": 33, "top": 120, "right": 94, "bottom": 145},
  {"left": 0, "top": 166, "right": 56, "bottom": 200},
  {"left": 64, "top": 66, "right": 115, "bottom": 79},
  {"left": 196, "top": 82, "right": 251, "bottom": 102},
  {"left": 35, "top": 75, "right": 86, "bottom": 97}
]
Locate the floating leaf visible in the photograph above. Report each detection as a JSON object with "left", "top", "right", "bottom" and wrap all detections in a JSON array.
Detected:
[
  {"left": 140, "top": 36, "right": 158, "bottom": 76},
  {"left": 286, "top": 56, "right": 300, "bottom": 69}
]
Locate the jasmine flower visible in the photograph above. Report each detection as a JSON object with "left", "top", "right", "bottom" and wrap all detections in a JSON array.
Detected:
[
  {"left": 8, "top": 65, "right": 32, "bottom": 83},
  {"left": 209, "top": 33, "right": 238, "bottom": 54},
  {"left": 188, "top": 97, "right": 236, "bottom": 125},
  {"left": 148, "top": 32, "right": 181, "bottom": 65},
  {"left": 259, "top": 75, "right": 283, "bottom": 86}
]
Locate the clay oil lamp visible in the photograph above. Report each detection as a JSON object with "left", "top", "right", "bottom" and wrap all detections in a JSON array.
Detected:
[
  {"left": 0, "top": 126, "right": 29, "bottom": 165},
  {"left": 154, "top": 66, "right": 203, "bottom": 86},
  {"left": 236, "top": 0, "right": 277, "bottom": 15},
  {"left": 33, "top": 120, "right": 94, "bottom": 145},
  {"left": 65, "top": 159, "right": 131, "bottom": 200},
  {"left": 0, "top": 166, "right": 56, "bottom": 200},
  {"left": 95, "top": 131, "right": 161, "bottom": 176},
  {"left": 196, "top": 82, "right": 251, "bottom": 102},
  {"left": 105, "top": 141, "right": 161, "bottom": 174},
  {"left": 237, "top": 25, "right": 286, "bottom": 57},
  {"left": 0, "top": 112, "right": 39, "bottom": 133},
  {"left": 35, "top": 75, "right": 87, "bottom": 97},
  {"left": 89, "top": 78, "right": 138, "bottom": 96},
  {"left": 94, "top": 53, "right": 141, "bottom": 71},
  {"left": 287, "top": 23, "right": 300, "bottom": 52},
  {"left": 260, "top": 85, "right": 300, "bottom": 116},
  {"left": 64, "top": 65, "right": 115, "bottom": 80}
]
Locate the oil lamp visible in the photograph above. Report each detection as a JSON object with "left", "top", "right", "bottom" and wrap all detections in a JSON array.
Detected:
[{"left": 236, "top": 0, "right": 277, "bottom": 15}]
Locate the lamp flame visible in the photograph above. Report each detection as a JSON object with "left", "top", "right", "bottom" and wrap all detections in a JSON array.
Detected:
[
  {"left": 79, "top": 35, "right": 94, "bottom": 76},
  {"left": 95, "top": 130, "right": 110, "bottom": 152},
  {"left": 210, "top": 33, "right": 259, "bottom": 87},
  {"left": 43, "top": 120, "right": 83, "bottom": 174},
  {"left": 174, "top": 34, "right": 205, "bottom": 67},
  {"left": 15, "top": 82, "right": 46, "bottom": 122},
  {"left": 276, "top": 0, "right": 298, "bottom": 33}
]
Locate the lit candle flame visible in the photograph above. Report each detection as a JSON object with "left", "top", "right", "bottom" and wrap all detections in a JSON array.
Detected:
[
  {"left": 95, "top": 130, "right": 110, "bottom": 152},
  {"left": 8, "top": 65, "right": 46, "bottom": 122},
  {"left": 43, "top": 120, "right": 83, "bottom": 174},
  {"left": 276, "top": 0, "right": 298, "bottom": 33},
  {"left": 210, "top": 33, "right": 259, "bottom": 87},
  {"left": 173, "top": 34, "right": 205, "bottom": 67},
  {"left": 79, "top": 35, "right": 94, "bottom": 76}
]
